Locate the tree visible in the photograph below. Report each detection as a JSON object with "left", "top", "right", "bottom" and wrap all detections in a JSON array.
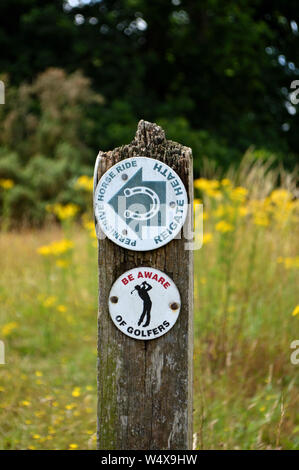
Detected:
[{"left": 0, "top": 0, "right": 299, "bottom": 167}]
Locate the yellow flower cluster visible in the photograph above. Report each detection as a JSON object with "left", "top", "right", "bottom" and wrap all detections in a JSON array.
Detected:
[
  {"left": 215, "top": 220, "right": 234, "bottom": 233},
  {"left": 37, "top": 239, "right": 74, "bottom": 257},
  {"left": 229, "top": 186, "right": 248, "bottom": 203},
  {"left": 0, "top": 178, "right": 14, "bottom": 190},
  {"left": 195, "top": 177, "right": 248, "bottom": 204},
  {"left": 42, "top": 296, "right": 57, "bottom": 308},
  {"left": 46, "top": 203, "right": 79, "bottom": 221},
  {"left": 202, "top": 233, "right": 213, "bottom": 244},
  {"left": 1, "top": 321, "right": 18, "bottom": 337},
  {"left": 75, "top": 175, "right": 93, "bottom": 192},
  {"left": 72, "top": 387, "right": 81, "bottom": 397},
  {"left": 194, "top": 177, "right": 298, "bottom": 231},
  {"left": 277, "top": 256, "right": 299, "bottom": 270},
  {"left": 292, "top": 305, "right": 299, "bottom": 317},
  {"left": 194, "top": 178, "right": 222, "bottom": 199}
]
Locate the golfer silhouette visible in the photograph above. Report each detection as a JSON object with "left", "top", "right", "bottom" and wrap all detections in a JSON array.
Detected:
[{"left": 131, "top": 281, "right": 153, "bottom": 327}]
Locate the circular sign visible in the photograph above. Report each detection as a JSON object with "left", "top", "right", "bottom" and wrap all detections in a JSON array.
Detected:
[
  {"left": 108, "top": 267, "right": 181, "bottom": 340},
  {"left": 94, "top": 157, "right": 188, "bottom": 251}
]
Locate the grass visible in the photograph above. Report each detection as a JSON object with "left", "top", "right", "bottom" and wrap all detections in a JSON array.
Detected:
[
  {"left": 0, "top": 227, "right": 98, "bottom": 450},
  {"left": 0, "top": 160, "right": 298, "bottom": 450}
]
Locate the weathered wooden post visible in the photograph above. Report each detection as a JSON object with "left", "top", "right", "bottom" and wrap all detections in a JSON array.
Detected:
[{"left": 94, "top": 120, "right": 193, "bottom": 450}]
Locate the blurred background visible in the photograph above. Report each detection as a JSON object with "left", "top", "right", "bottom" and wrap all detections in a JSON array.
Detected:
[{"left": 0, "top": 0, "right": 298, "bottom": 450}]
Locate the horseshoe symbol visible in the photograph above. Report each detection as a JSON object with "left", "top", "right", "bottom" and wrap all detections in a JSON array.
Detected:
[{"left": 123, "top": 186, "right": 160, "bottom": 221}]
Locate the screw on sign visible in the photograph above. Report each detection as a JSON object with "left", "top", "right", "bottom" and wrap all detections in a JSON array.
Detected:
[{"left": 95, "top": 120, "right": 193, "bottom": 450}]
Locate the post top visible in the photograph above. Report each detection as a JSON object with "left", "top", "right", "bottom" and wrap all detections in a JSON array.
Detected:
[{"left": 133, "top": 120, "right": 166, "bottom": 147}]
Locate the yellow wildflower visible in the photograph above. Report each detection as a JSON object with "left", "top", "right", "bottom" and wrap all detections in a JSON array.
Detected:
[
  {"left": 229, "top": 186, "right": 248, "bottom": 203},
  {"left": 72, "top": 387, "right": 81, "bottom": 398},
  {"left": 32, "top": 434, "right": 41, "bottom": 440},
  {"left": 221, "top": 178, "right": 231, "bottom": 187},
  {"left": 269, "top": 189, "right": 292, "bottom": 205},
  {"left": 194, "top": 178, "right": 219, "bottom": 190},
  {"left": 48, "top": 203, "right": 80, "bottom": 220},
  {"left": 65, "top": 403, "right": 77, "bottom": 410},
  {"left": 238, "top": 206, "right": 249, "bottom": 217},
  {"left": 202, "top": 233, "right": 213, "bottom": 245},
  {"left": 35, "top": 371, "right": 43, "bottom": 377},
  {"left": 215, "top": 220, "right": 234, "bottom": 233},
  {"left": 283, "top": 257, "right": 299, "bottom": 269},
  {"left": 20, "top": 400, "right": 31, "bottom": 407},
  {"left": 76, "top": 175, "right": 93, "bottom": 192},
  {"left": 28, "top": 446, "right": 36, "bottom": 450},
  {"left": 206, "top": 188, "right": 222, "bottom": 199},
  {"left": 69, "top": 443, "right": 78, "bottom": 450},
  {"left": 42, "top": 296, "right": 57, "bottom": 308},
  {"left": 1, "top": 321, "right": 18, "bottom": 337},
  {"left": 83, "top": 220, "right": 94, "bottom": 231},
  {"left": 37, "top": 245, "right": 52, "bottom": 256},
  {"left": 37, "top": 239, "right": 74, "bottom": 257},
  {"left": 0, "top": 178, "right": 14, "bottom": 190},
  {"left": 292, "top": 305, "right": 299, "bottom": 317},
  {"left": 57, "top": 305, "right": 67, "bottom": 313}
]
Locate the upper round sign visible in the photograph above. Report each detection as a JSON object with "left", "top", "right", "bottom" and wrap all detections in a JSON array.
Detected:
[
  {"left": 94, "top": 157, "right": 188, "bottom": 251},
  {"left": 108, "top": 267, "right": 181, "bottom": 340}
]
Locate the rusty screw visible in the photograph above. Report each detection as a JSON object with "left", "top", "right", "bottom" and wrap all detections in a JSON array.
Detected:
[
  {"left": 170, "top": 302, "right": 179, "bottom": 310},
  {"left": 110, "top": 296, "right": 118, "bottom": 304}
]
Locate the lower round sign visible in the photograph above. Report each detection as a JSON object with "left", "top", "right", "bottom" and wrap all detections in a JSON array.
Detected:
[{"left": 108, "top": 267, "right": 181, "bottom": 340}]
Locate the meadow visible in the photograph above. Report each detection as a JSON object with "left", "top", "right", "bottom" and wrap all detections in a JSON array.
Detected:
[{"left": 0, "top": 157, "right": 298, "bottom": 450}]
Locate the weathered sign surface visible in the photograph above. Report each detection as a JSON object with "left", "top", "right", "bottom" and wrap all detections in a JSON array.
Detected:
[
  {"left": 95, "top": 120, "right": 193, "bottom": 450},
  {"left": 108, "top": 267, "right": 181, "bottom": 340}
]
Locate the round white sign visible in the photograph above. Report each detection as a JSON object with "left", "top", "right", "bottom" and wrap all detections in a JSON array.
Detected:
[
  {"left": 108, "top": 267, "right": 181, "bottom": 340},
  {"left": 94, "top": 157, "right": 188, "bottom": 251}
]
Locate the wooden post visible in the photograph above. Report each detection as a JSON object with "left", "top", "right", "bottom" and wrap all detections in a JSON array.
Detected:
[{"left": 95, "top": 120, "right": 193, "bottom": 450}]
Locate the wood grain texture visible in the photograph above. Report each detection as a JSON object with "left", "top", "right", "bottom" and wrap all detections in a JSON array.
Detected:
[{"left": 96, "top": 120, "right": 193, "bottom": 450}]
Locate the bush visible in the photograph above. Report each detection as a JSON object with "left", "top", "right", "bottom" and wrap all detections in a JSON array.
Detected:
[{"left": 0, "top": 69, "right": 103, "bottom": 225}]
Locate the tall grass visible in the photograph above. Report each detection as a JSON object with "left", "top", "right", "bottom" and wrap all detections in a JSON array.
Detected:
[{"left": 194, "top": 155, "right": 299, "bottom": 449}]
